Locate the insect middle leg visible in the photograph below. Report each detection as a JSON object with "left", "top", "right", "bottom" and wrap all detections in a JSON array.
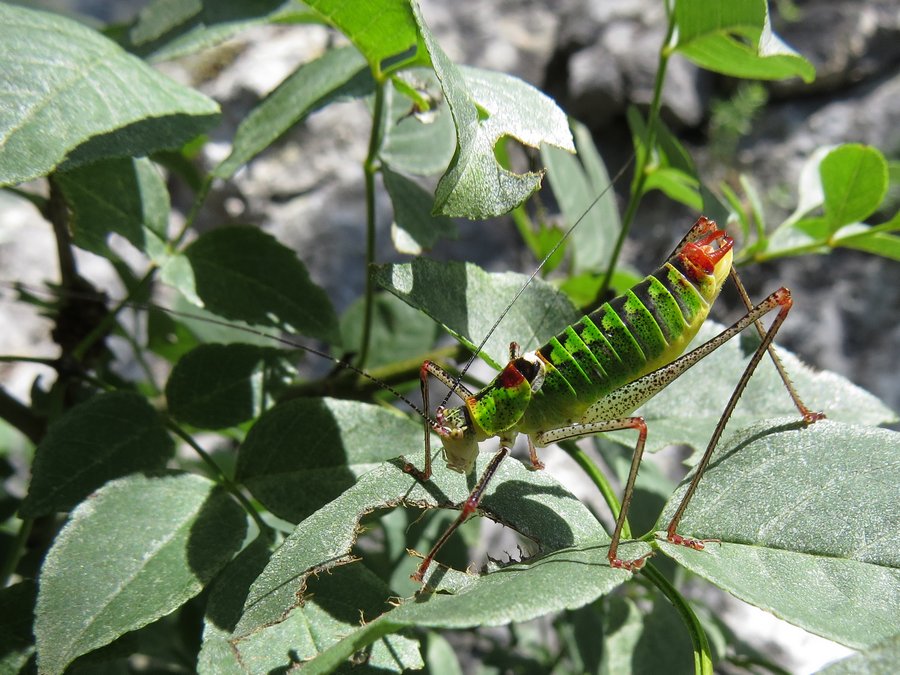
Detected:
[{"left": 411, "top": 443, "right": 511, "bottom": 583}]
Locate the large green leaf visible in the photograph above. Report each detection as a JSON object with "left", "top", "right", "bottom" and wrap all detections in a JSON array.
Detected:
[
  {"left": 236, "top": 398, "right": 424, "bottom": 523},
  {"left": 232, "top": 455, "right": 637, "bottom": 642},
  {"left": 166, "top": 226, "right": 341, "bottom": 344},
  {"left": 673, "top": 0, "right": 815, "bottom": 83},
  {"left": 199, "top": 538, "right": 423, "bottom": 673},
  {"left": 658, "top": 420, "right": 900, "bottom": 650},
  {"left": 213, "top": 46, "right": 373, "bottom": 180},
  {"left": 236, "top": 454, "right": 632, "bottom": 636},
  {"left": 375, "top": 259, "right": 580, "bottom": 370},
  {"left": 20, "top": 392, "right": 175, "bottom": 518},
  {"left": 0, "top": 3, "right": 219, "bottom": 186},
  {"left": 35, "top": 473, "right": 247, "bottom": 674},
  {"left": 55, "top": 157, "right": 169, "bottom": 262}
]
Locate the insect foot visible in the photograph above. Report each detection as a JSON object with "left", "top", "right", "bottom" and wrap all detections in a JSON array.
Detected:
[
  {"left": 665, "top": 533, "right": 721, "bottom": 551},
  {"left": 609, "top": 551, "right": 653, "bottom": 571}
]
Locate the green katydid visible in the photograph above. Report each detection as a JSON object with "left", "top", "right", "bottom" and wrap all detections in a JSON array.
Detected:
[{"left": 401, "top": 215, "right": 825, "bottom": 582}]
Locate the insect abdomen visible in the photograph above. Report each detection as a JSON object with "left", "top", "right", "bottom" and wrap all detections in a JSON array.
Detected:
[{"left": 536, "top": 261, "right": 711, "bottom": 411}]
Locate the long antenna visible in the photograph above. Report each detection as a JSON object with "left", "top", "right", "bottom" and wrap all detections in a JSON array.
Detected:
[
  {"left": 440, "top": 153, "right": 635, "bottom": 408},
  {"left": 2, "top": 282, "right": 431, "bottom": 422}
]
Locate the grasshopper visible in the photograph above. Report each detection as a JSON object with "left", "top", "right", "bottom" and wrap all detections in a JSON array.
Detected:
[{"left": 403, "top": 216, "right": 824, "bottom": 582}]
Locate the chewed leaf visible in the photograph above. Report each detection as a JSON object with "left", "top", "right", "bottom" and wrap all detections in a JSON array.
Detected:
[
  {"left": 233, "top": 454, "right": 619, "bottom": 642},
  {"left": 658, "top": 419, "right": 900, "bottom": 649},
  {"left": 412, "top": 2, "right": 573, "bottom": 219},
  {"left": 375, "top": 259, "right": 580, "bottom": 370}
]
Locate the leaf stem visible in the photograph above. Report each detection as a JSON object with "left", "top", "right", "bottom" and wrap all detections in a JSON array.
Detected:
[
  {"left": 166, "top": 422, "right": 274, "bottom": 542},
  {"left": 0, "top": 517, "right": 33, "bottom": 587},
  {"left": 597, "top": 9, "right": 676, "bottom": 299},
  {"left": 643, "top": 563, "right": 715, "bottom": 675},
  {"left": 358, "top": 80, "right": 388, "bottom": 371}
]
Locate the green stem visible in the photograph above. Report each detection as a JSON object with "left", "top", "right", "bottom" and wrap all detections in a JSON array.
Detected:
[
  {"left": 558, "top": 440, "right": 631, "bottom": 540},
  {"left": 643, "top": 563, "right": 714, "bottom": 675},
  {"left": 597, "top": 9, "right": 676, "bottom": 299},
  {"left": 0, "top": 517, "right": 33, "bottom": 587},
  {"left": 172, "top": 175, "right": 213, "bottom": 249},
  {"left": 167, "top": 422, "right": 274, "bottom": 542},
  {"left": 358, "top": 80, "right": 388, "bottom": 371}
]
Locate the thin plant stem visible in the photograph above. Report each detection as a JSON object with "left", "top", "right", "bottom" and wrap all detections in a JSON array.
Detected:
[
  {"left": 167, "top": 422, "right": 274, "bottom": 542},
  {"left": 597, "top": 9, "right": 676, "bottom": 299},
  {"left": 0, "top": 517, "right": 33, "bottom": 587},
  {"left": 643, "top": 563, "right": 715, "bottom": 675},
  {"left": 358, "top": 80, "right": 388, "bottom": 371}
]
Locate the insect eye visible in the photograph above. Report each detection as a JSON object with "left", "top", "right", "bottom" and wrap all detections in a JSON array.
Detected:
[{"left": 514, "top": 356, "right": 540, "bottom": 382}]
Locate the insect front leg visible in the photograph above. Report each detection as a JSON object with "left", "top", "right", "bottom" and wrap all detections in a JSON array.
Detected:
[
  {"left": 411, "top": 443, "right": 512, "bottom": 584},
  {"left": 404, "top": 360, "right": 476, "bottom": 481}
]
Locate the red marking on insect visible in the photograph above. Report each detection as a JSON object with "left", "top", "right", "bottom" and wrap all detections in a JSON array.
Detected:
[
  {"left": 679, "top": 229, "right": 734, "bottom": 280},
  {"left": 498, "top": 361, "right": 526, "bottom": 389},
  {"left": 667, "top": 533, "right": 719, "bottom": 550}
]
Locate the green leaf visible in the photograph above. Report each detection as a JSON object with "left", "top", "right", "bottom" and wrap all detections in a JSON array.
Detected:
[
  {"left": 543, "top": 119, "right": 619, "bottom": 274},
  {"left": 234, "top": 564, "right": 424, "bottom": 673},
  {"left": 375, "top": 259, "right": 580, "bottom": 370},
  {"left": 35, "top": 473, "right": 247, "bottom": 674},
  {"left": 0, "top": 3, "right": 219, "bottom": 186},
  {"left": 673, "top": 0, "right": 815, "bottom": 83},
  {"left": 643, "top": 167, "right": 702, "bottom": 210},
  {"left": 0, "top": 581, "right": 37, "bottom": 673},
  {"left": 166, "top": 343, "right": 291, "bottom": 429},
  {"left": 819, "top": 144, "right": 889, "bottom": 229},
  {"left": 169, "top": 226, "right": 341, "bottom": 344},
  {"left": 130, "top": 0, "right": 309, "bottom": 62},
  {"left": 383, "top": 167, "right": 458, "bottom": 254},
  {"left": 55, "top": 157, "right": 170, "bottom": 262},
  {"left": 305, "top": 0, "right": 429, "bottom": 77},
  {"left": 835, "top": 230, "right": 900, "bottom": 261},
  {"left": 610, "top": 320, "right": 897, "bottom": 454},
  {"left": 20, "top": 392, "right": 175, "bottom": 518},
  {"left": 233, "top": 456, "right": 641, "bottom": 667},
  {"left": 658, "top": 420, "right": 900, "bottom": 650},
  {"left": 429, "top": 58, "right": 575, "bottom": 218},
  {"left": 214, "top": 46, "right": 373, "bottom": 180},
  {"left": 236, "top": 398, "right": 423, "bottom": 523},
  {"left": 819, "top": 634, "right": 900, "bottom": 674}
]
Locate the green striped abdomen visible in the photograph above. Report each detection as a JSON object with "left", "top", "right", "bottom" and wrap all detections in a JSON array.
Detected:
[{"left": 519, "top": 259, "right": 715, "bottom": 432}]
